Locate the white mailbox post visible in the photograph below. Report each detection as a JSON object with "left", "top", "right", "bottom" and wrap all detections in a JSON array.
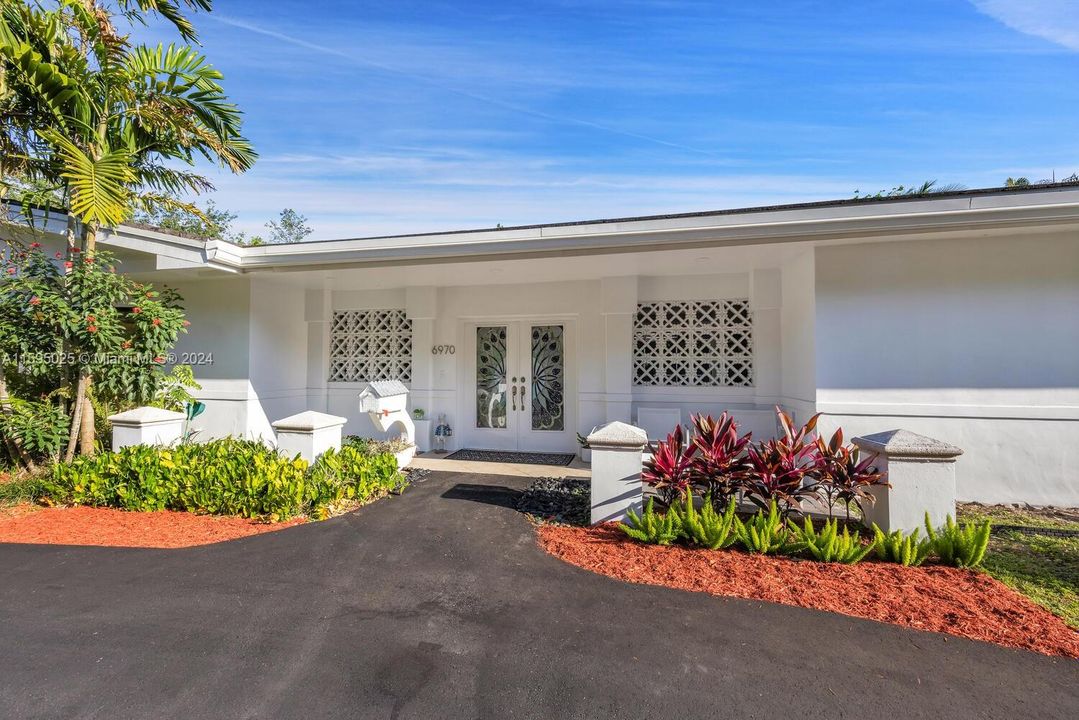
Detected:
[
  {"left": 853, "top": 429, "right": 962, "bottom": 534},
  {"left": 108, "top": 406, "right": 186, "bottom": 451},
  {"left": 359, "top": 381, "right": 416, "bottom": 469},
  {"left": 588, "top": 421, "right": 648, "bottom": 525},
  {"left": 272, "top": 411, "right": 348, "bottom": 464}
]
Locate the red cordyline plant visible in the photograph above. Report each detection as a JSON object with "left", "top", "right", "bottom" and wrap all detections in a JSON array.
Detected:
[
  {"left": 689, "top": 412, "right": 752, "bottom": 511},
  {"left": 740, "top": 408, "right": 823, "bottom": 516},
  {"left": 814, "top": 427, "right": 888, "bottom": 520},
  {"left": 642, "top": 424, "right": 697, "bottom": 508}
]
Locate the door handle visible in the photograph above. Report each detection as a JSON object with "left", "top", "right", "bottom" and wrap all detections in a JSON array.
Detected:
[{"left": 511, "top": 384, "right": 517, "bottom": 411}]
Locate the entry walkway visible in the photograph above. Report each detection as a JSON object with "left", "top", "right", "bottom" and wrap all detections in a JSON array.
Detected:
[{"left": 410, "top": 451, "right": 591, "bottom": 478}]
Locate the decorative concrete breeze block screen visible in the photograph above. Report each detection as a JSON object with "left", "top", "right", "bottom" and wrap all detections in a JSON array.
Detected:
[
  {"left": 329, "top": 310, "right": 412, "bottom": 383},
  {"left": 633, "top": 300, "right": 753, "bottom": 387}
]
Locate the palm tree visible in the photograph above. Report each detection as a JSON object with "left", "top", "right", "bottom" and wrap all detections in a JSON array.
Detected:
[
  {"left": 1, "top": 1, "right": 255, "bottom": 246},
  {"left": 0, "top": 0, "right": 256, "bottom": 456}
]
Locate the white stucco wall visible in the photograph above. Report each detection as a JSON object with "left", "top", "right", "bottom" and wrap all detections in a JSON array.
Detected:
[
  {"left": 779, "top": 250, "right": 817, "bottom": 423},
  {"left": 247, "top": 278, "right": 309, "bottom": 440},
  {"left": 168, "top": 278, "right": 254, "bottom": 439},
  {"left": 167, "top": 276, "right": 309, "bottom": 442},
  {"left": 814, "top": 232, "right": 1079, "bottom": 505}
]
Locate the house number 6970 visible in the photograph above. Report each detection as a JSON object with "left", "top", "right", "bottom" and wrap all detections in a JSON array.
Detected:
[{"left": 432, "top": 345, "right": 455, "bottom": 355}]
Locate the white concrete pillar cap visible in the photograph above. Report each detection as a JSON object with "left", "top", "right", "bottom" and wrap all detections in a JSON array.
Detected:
[
  {"left": 108, "top": 406, "right": 186, "bottom": 427},
  {"left": 587, "top": 421, "right": 648, "bottom": 449},
  {"left": 272, "top": 411, "right": 348, "bottom": 432},
  {"left": 852, "top": 429, "right": 963, "bottom": 459}
]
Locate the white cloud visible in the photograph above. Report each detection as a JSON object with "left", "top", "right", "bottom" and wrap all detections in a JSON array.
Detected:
[{"left": 971, "top": 0, "right": 1079, "bottom": 50}]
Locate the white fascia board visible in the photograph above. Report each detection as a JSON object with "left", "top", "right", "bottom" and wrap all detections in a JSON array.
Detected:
[
  {"left": 101, "top": 225, "right": 205, "bottom": 260},
  {"left": 100, "top": 227, "right": 243, "bottom": 274}
]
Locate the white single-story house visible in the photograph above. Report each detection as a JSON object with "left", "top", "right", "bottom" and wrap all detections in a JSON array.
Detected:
[{"left": 28, "top": 184, "right": 1079, "bottom": 506}]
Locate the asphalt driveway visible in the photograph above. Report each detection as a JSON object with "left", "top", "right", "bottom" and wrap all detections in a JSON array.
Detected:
[{"left": 1, "top": 471, "right": 1076, "bottom": 719}]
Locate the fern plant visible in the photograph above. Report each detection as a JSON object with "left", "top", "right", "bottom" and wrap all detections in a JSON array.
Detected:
[
  {"left": 619, "top": 498, "right": 683, "bottom": 545},
  {"left": 681, "top": 493, "right": 739, "bottom": 550},
  {"left": 790, "top": 518, "right": 876, "bottom": 564},
  {"left": 873, "top": 525, "right": 933, "bottom": 567},
  {"left": 925, "top": 513, "right": 991, "bottom": 568},
  {"left": 733, "top": 500, "right": 801, "bottom": 555}
]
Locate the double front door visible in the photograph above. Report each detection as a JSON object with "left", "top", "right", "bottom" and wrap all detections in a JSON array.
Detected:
[{"left": 465, "top": 320, "right": 574, "bottom": 452}]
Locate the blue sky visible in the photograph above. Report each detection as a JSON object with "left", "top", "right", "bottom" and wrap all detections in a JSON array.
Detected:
[{"left": 144, "top": 1, "right": 1079, "bottom": 239}]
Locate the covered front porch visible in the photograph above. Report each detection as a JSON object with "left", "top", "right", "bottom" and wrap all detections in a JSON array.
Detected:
[{"left": 170, "top": 240, "right": 815, "bottom": 455}]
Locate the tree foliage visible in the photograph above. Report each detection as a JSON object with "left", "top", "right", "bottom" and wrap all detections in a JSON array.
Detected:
[
  {"left": 264, "top": 208, "right": 312, "bottom": 244},
  {"left": 134, "top": 201, "right": 314, "bottom": 246},
  {"left": 853, "top": 180, "right": 966, "bottom": 199},
  {"left": 0, "top": 242, "right": 194, "bottom": 466},
  {"left": 134, "top": 199, "right": 239, "bottom": 240},
  {"left": 0, "top": 0, "right": 252, "bottom": 458},
  {"left": 0, "top": 0, "right": 256, "bottom": 243}
]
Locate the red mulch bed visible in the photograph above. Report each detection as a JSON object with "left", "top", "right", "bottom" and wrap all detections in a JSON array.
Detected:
[
  {"left": 538, "top": 524, "right": 1079, "bottom": 659},
  {"left": 0, "top": 505, "right": 303, "bottom": 548}
]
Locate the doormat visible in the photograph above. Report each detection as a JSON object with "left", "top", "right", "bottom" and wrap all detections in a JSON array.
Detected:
[{"left": 445, "top": 449, "right": 576, "bottom": 467}]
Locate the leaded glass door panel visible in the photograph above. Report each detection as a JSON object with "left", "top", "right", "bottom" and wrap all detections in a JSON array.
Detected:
[
  {"left": 528, "top": 324, "right": 564, "bottom": 432},
  {"left": 475, "top": 325, "right": 508, "bottom": 430}
]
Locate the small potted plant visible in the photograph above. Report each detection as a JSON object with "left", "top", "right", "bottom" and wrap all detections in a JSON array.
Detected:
[
  {"left": 577, "top": 432, "right": 592, "bottom": 464},
  {"left": 412, "top": 409, "right": 431, "bottom": 453}
]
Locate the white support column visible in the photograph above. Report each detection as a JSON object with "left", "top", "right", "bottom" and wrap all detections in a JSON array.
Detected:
[
  {"left": 304, "top": 286, "right": 332, "bottom": 413},
  {"left": 588, "top": 421, "right": 647, "bottom": 525},
  {"left": 749, "top": 268, "right": 781, "bottom": 404},
  {"left": 108, "top": 407, "right": 186, "bottom": 451},
  {"left": 600, "top": 277, "right": 637, "bottom": 424},
  {"left": 272, "top": 410, "right": 348, "bottom": 464},
  {"left": 405, "top": 286, "right": 438, "bottom": 421},
  {"left": 853, "top": 429, "right": 962, "bottom": 534}
]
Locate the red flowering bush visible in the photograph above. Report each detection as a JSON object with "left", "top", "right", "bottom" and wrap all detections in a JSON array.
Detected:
[
  {"left": 0, "top": 244, "right": 192, "bottom": 466},
  {"left": 642, "top": 424, "right": 696, "bottom": 507},
  {"left": 689, "top": 411, "right": 752, "bottom": 511},
  {"left": 814, "top": 427, "right": 888, "bottom": 520},
  {"left": 739, "top": 409, "right": 824, "bottom": 516}
]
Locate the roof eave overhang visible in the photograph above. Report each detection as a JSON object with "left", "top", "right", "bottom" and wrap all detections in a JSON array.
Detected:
[{"left": 216, "top": 201, "right": 1079, "bottom": 273}]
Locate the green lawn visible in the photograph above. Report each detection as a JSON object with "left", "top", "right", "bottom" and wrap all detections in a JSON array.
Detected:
[{"left": 958, "top": 504, "right": 1079, "bottom": 629}]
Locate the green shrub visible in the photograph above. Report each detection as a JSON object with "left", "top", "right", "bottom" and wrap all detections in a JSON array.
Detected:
[
  {"left": 873, "top": 525, "right": 934, "bottom": 567},
  {"left": 926, "top": 513, "right": 991, "bottom": 568},
  {"left": 790, "top": 517, "right": 876, "bottom": 564},
  {"left": 0, "top": 473, "right": 47, "bottom": 504},
  {"left": 619, "top": 497, "right": 683, "bottom": 545},
  {"left": 680, "top": 493, "right": 739, "bottom": 550},
  {"left": 44, "top": 438, "right": 402, "bottom": 521},
  {"left": 0, "top": 398, "right": 69, "bottom": 462},
  {"left": 343, "top": 435, "right": 413, "bottom": 456},
  {"left": 307, "top": 445, "right": 403, "bottom": 517},
  {"left": 733, "top": 500, "right": 801, "bottom": 555}
]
